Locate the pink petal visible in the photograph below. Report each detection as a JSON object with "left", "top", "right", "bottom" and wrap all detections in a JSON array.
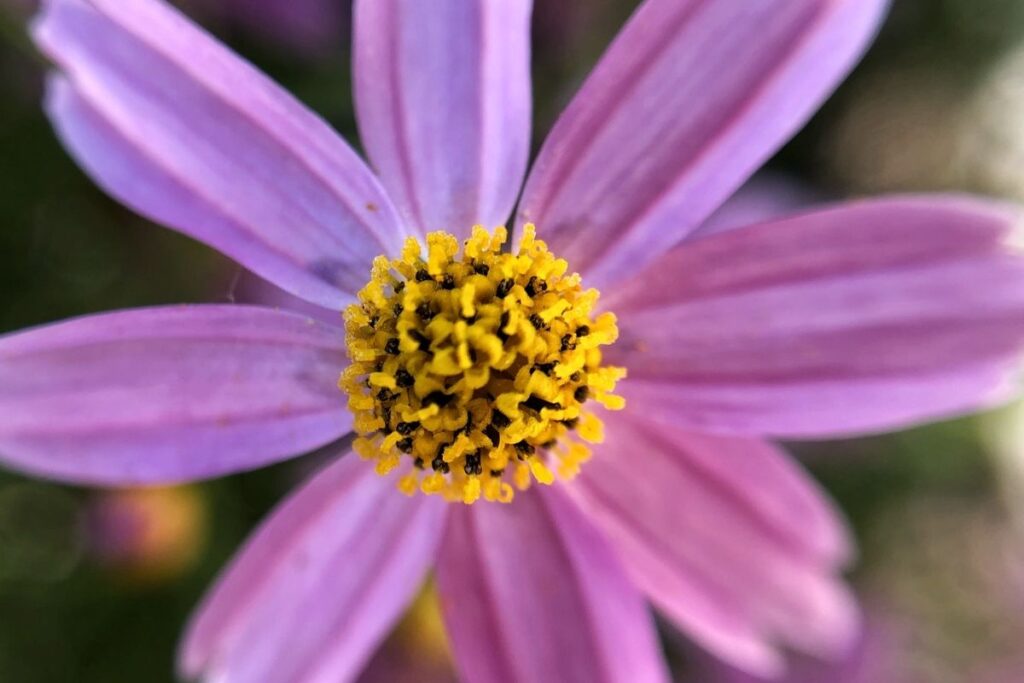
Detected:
[
  {"left": 0, "top": 305, "right": 350, "bottom": 485},
  {"left": 604, "top": 197, "right": 1024, "bottom": 438},
  {"left": 569, "top": 412, "right": 857, "bottom": 677},
  {"left": 181, "top": 454, "right": 446, "bottom": 683},
  {"left": 435, "top": 487, "right": 669, "bottom": 683},
  {"left": 354, "top": 0, "right": 532, "bottom": 236},
  {"left": 518, "top": 0, "right": 888, "bottom": 288},
  {"left": 33, "top": 0, "right": 404, "bottom": 309}
]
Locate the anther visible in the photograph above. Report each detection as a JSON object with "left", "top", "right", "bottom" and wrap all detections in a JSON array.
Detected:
[
  {"left": 473, "top": 263, "right": 489, "bottom": 275},
  {"left": 483, "top": 424, "right": 500, "bottom": 446},
  {"left": 523, "top": 395, "right": 561, "bottom": 413},
  {"left": 497, "top": 311, "right": 511, "bottom": 342},
  {"left": 432, "top": 445, "right": 452, "bottom": 473},
  {"left": 514, "top": 441, "right": 536, "bottom": 457},
  {"left": 395, "top": 369, "right": 414, "bottom": 388},
  {"left": 423, "top": 391, "right": 455, "bottom": 408},
  {"left": 384, "top": 338, "right": 400, "bottom": 355},
  {"left": 415, "top": 302, "right": 436, "bottom": 321},
  {"left": 496, "top": 278, "right": 514, "bottom": 298},
  {"left": 408, "top": 329, "right": 431, "bottom": 351},
  {"left": 490, "top": 410, "right": 512, "bottom": 428},
  {"left": 576, "top": 325, "right": 590, "bottom": 337},
  {"left": 574, "top": 386, "right": 589, "bottom": 402},
  {"left": 441, "top": 273, "right": 456, "bottom": 290},
  {"left": 396, "top": 421, "right": 419, "bottom": 435},
  {"left": 534, "top": 362, "right": 557, "bottom": 376},
  {"left": 529, "top": 313, "right": 546, "bottom": 330},
  {"left": 415, "top": 269, "right": 432, "bottom": 282}
]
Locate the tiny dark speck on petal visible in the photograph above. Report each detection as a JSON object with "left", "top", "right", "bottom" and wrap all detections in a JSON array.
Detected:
[{"left": 366, "top": 202, "right": 379, "bottom": 212}]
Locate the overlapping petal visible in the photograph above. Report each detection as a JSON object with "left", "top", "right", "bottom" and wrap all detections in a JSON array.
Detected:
[
  {"left": 435, "top": 487, "right": 669, "bottom": 683},
  {"left": 570, "top": 413, "right": 856, "bottom": 677},
  {"left": 354, "top": 0, "right": 532, "bottom": 236},
  {"left": 0, "top": 306, "right": 350, "bottom": 484},
  {"left": 604, "top": 198, "right": 1024, "bottom": 438},
  {"left": 181, "top": 455, "right": 446, "bottom": 683},
  {"left": 691, "top": 174, "right": 822, "bottom": 240},
  {"left": 237, "top": 271, "right": 341, "bottom": 325},
  {"left": 34, "top": 0, "right": 404, "bottom": 310},
  {"left": 518, "top": 0, "right": 889, "bottom": 288}
]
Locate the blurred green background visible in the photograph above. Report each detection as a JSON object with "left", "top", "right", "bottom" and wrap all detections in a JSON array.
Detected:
[{"left": 3, "top": 1, "right": 1024, "bottom": 681}]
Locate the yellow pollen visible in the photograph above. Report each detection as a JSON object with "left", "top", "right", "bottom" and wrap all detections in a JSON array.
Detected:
[{"left": 341, "top": 225, "right": 625, "bottom": 504}]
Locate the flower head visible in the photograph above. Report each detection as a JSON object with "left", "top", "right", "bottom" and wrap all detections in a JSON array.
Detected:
[
  {"left": 343, "top": 225, "right": 622, "bottom": 503},
  {"left": 3, "top": 0, "right": 1024, "bottom": 681}
]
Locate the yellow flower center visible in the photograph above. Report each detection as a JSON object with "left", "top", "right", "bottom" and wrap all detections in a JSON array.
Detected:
[{"left": 341, "top": 225, "right": 624, "bottom": 504}]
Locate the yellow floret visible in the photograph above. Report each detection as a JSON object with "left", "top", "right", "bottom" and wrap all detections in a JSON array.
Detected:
[{"left": 340, "top": 225, "right": 625, "bottom": 504}]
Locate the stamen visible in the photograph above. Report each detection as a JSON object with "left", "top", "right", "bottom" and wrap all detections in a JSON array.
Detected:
[{"left": 341, "top": 225, "right": 625, "bottom": 504}]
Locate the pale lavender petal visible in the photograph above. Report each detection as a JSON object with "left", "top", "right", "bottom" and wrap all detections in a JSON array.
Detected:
[
  {"left": 604, "top": 197, "right": 1024, "bottom": 438},
  {"left": 181, "top": 454, "right": 446, "bottom": 683},
  {"left": 518, "top": 0, "right": 888, "bottom": 288},
  {"left": 354, "top": 0, "right": 532, "bottom": 236},
  {"left": 569, "top": 413, "right": 857, "bottom": 677},
  {"left": 0, "top": 306, "right": 350, "bottom": 485},
  {"left": 33, "top": 0, "right": 404, "bottom": 309},
  {"left": 435, "top": 487, "right": 668, "bottom": 683}
]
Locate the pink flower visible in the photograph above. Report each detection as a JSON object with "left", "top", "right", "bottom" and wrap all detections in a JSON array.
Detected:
[{"left": 3, "top": 0, "right": 1024, "bottom": 680}]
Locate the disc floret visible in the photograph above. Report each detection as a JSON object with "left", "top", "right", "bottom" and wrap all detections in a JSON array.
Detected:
[{"left": 341, "top": 225, "right": 624, "bottom": 504}]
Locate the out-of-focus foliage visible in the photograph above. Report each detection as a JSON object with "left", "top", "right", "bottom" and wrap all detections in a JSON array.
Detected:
[{"left": 3, "top": 0, "right": 1024, "bottom": 681}]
